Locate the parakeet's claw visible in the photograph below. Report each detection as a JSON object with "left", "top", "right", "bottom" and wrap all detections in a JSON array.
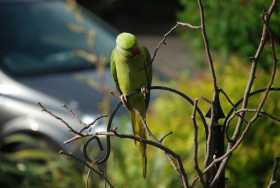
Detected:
[
  {"left": 141, "top": 87, "right": 149, "bottom": 97},
  {"left": 120, "top": 94, "right": 129, "bottom": 109}
]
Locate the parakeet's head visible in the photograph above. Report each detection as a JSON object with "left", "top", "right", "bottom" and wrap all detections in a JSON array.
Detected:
[{"left": 116, "top": 32, "right": 140, "bottom": 56}]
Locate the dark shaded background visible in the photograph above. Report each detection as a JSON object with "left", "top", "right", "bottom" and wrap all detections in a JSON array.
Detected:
[{"left": 77, "top": 0, "right": 182, "bottom": 34}]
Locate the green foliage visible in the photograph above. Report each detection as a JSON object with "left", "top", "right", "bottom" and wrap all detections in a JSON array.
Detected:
[
  {"left": 108, "top": 59, "right": 280, "bottom": 187},
  {"left": 0, "top": 134, "right": 89, "bottom": 188},
  {"left": 107, "top": 116, "right": 182, "bottom": 188},
  {"left": 177, "top": 0, "right": 280, "bottom": 69}
]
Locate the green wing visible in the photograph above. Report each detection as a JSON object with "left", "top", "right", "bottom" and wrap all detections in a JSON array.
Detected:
[
  {"left": 142, "top": 47, "right": 152, "bottom": 109},
  {"left": 110, "top": 49, "right": 122, "bottom": 94}
]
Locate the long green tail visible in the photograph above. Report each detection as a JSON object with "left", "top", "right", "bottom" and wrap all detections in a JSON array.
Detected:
[{"left": 130, "top": 109, "right": 147, "bottom": 178}]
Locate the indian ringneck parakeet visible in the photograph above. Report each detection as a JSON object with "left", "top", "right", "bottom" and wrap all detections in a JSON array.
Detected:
[{"left": 110, "top": 32, "right": 152, "bottom": 177}]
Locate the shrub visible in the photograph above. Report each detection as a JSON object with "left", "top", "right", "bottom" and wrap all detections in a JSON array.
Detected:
[{"left": 177, "top": 0, "right": 280, "bottom": 69}]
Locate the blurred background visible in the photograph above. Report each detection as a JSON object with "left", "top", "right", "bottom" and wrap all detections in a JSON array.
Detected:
[{"left": 0, "top": 0, "right": 279, "bottom": 188}]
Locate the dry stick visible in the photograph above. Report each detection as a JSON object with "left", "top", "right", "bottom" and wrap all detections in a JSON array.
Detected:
[
  {"left": 192, "top": 99, "right": 207, "bottom": 188},
  {"left": 38, "top": 102, "right": 83, "bottom": 136},
  {"left": 211, "top": 8, "right": 278, "bottom": 186},
  {"left": 151, "top": 22, "right": 201, "bottom": 64},
  {"left": 268, "top": 157, "right": 280, "bottom": 188}
]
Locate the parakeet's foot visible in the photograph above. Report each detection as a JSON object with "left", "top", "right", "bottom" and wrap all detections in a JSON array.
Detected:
[
  {"left": 120, "top": 94, "right": 129, "bottom": 108},
  {"left": 141, "top": 87, "right": 149, "bottom": 97}
]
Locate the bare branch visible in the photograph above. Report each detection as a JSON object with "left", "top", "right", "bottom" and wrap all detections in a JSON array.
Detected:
[
  {"left": 219, "top": 88, "right": 236, "bottom": 108},
  {"left": 39, "top": 102, "right": 83, "bottom": 136},
  {"left": 83, "top": 136, "right": 104, "bottom": 163},
  {"left": 197, "top": 0, "right": 218, "bottom": 91},
  {"left": 159, "top": 131, "right": 173, "bottom": 143},
  {"left": 224, "top": 87, "right": 280, "bottom": 127},
  {"left": 192, "top": 99, "right": 206, "bottom": 187},
  {"left": 63, "top": 103, "right": 84, "bottom": 125},
  {"left": 151, "top": 22, "right": 200, "bottom": 64},
  {"left": 79, "top": 114, "right": 108, "bottom": 133}
]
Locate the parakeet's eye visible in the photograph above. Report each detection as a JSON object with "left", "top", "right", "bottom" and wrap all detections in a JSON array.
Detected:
[{"left": 132, "top": 47, "right": 140, "bottom": 56}]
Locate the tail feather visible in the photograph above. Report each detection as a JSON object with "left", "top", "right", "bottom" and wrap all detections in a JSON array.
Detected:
[{"left": 130, "top": 110, "right": 147, "bottom": 178}]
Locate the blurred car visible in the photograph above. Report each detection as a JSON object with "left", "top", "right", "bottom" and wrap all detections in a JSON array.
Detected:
[{"left": 0, "top": 0, "right": 116, "bottom": 163}]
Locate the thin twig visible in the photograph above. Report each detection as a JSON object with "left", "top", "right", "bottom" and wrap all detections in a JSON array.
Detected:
[
  {"left": 79, "top": 114, "right": 108, "bottom": 133},
  {"left": 151, "top": 22, "right": 200, "bottom": 64},
  {"left": 64, "top": 134, "right": 88, "bottom": 144},
  {"left": 159, "top": 131, "right": 173, "bottom": 143},
  {"left": 232, "top": 108, "right": 280, "bottom": 122},
  {"left": 197, "top": 0, "right": 218, "bottom": 91},
  {"left": 39, "top": 102, "right": 83, "bottom": 136},
  {"left": 63, "top": 104, "right": 84, "bottom": 125},
  {"left": 83, "top": 136, "right": 104, "bottom": 163},
  {"left": 224, "top": 87, "right": 280, "bottom": 128},
  {"left": 219, "top": 88, "right": 236, "bottom": 108},
  {"left": 192, "top": 99, "right": 206, "bottom": 187},
  {"left": 224, "top": 107, "right": 280, "bottom": 142}
]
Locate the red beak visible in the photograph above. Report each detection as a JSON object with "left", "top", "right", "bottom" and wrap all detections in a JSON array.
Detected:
[{"left": 132, "top": 47, "right": 140, "bottom": 56}]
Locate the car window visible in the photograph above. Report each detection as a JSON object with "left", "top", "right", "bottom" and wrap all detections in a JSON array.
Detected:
[{"left": 0, "top": 1, "right": 116, "bottom": 76}]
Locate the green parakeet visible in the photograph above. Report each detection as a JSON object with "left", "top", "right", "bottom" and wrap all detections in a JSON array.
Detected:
[{"left": 110, "top": 32, "right": 152, "bottom": 177}]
